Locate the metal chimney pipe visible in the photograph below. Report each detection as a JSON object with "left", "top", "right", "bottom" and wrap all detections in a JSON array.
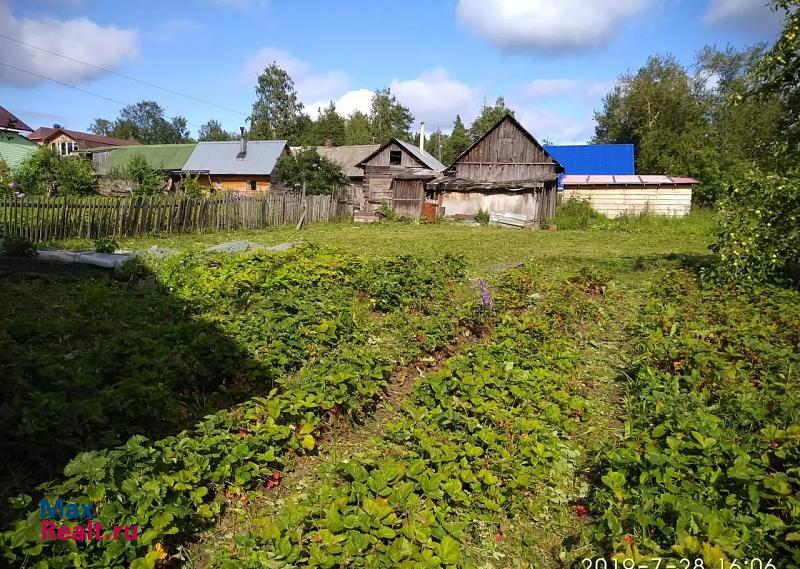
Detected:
[
  {"left": 239, "top": 126, "right": 247, "bottom": 156},
  {"left": 419, "top": 122, "right": 425, "bottom": 154}
]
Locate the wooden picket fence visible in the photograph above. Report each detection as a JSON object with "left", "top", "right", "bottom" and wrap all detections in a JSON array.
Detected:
[{"left": 0, "top": 192, "right": 353, "bottom": 242}]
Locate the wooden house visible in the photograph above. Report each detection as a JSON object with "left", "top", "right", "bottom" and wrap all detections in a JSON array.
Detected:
[
  {"left": 0, "top": 106, "right": 37, "bottom": 170},
  {"left": 182, "top": 139, "right": 290, "bottom": 193},
  {"left": 355, "top": 138, "right": 445, "bottom": 217},
  {"left": 562, "top": 175, "right": 697, "bottom": 218},
  {"left": 28, "top": 126, "right": 138, "bottom": 156},
  {"left": 427, "top": 114, "right": 563, "bottom": 227}
]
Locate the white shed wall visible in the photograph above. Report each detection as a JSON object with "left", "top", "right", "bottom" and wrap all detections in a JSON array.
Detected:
[
  {"left": 562, "top": 186, "right": 692, "bottom": 218},
  {"left": 441, "top": 191, "right": 541, "bottom": 221}
]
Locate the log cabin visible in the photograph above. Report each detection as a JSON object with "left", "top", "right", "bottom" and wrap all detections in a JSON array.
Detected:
[
  {"left": 355, "top": 138, "right": 445, "bottom": 216},
  {"left": 427, "top": 114, "right": 563, "bottom": 227}
]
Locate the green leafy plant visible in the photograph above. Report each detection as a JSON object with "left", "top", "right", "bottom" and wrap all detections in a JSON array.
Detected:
[
  {"left": 181, "top": 173, "right": 203, "bottom": 198},
  {"left": 554, "top": 197, "right": 606, "bottom": 230},
  {"left": 276, "top": 147, "right": 349, "bottom": 195},
  {"left": 109, "top": 153, "right": 164, "bottom": 196},
  {"left": 12, "top": 147, "right": 97, "bottom": 196},
  {"left": 92, "top": 236, "right": 119, "bottom": 254},
  {"left": 475, "top": 209, "right": 490, "bottom": 225},
  {"left": 0, "top": 234, "right": 37, "bottom": 257},
  {"left": 708, "top": 170, "right": 800, "bottom": 287}
]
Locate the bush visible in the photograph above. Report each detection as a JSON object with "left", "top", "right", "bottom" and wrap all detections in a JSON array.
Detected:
[
  {"left": 553, "top": 197, "right": 607, "bottom": 230},
  {"left": 112, "top": 154, "right": 164, "bottom": 196},
  {"left": 276, "top": 147, "right": 349, "bottom": 195},
  {"left": 181, "top": 173, "right": 203, "bottom": 198},
  {"left": 12, "top": 147, "right": 97, "bottom": 196},
  {"left": 92, "top": 236, "right": 119, "bottom": 254},
  {"left": 708, "top": 171, "right": 800, "bottom": 287},
  {"left": 0, "top": 234, "right": 37, "bottom": 257},
  {"left": 475, "top": 209, "right": 490, "bottom": 225}
]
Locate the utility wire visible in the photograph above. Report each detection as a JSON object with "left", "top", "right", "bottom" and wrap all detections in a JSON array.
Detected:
[
  {"left": 0, "top": 32, "right": 249, "bottom": 117},
  {"left": 0, "top": 61, "right": 206, "bottom": 130}
]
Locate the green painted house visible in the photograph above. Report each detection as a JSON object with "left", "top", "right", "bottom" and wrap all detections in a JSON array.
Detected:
[{"left": 0, "top": 106, "right": 36, "bottom": 170}]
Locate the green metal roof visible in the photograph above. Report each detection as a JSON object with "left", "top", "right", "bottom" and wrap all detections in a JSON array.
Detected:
[
  {"left": 0, "top": 130, "right": 37, "bottom": 169},
  {"left": 95, "top": 143, "right": 197, "bottom": 175}
]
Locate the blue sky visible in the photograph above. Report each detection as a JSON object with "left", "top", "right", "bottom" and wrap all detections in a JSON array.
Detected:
[{"left": 0, "top": 0, "right": 785, "bottom": 144}]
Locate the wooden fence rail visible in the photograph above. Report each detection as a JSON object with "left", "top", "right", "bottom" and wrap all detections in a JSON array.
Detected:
[{"left": 0, "top": 192, "right": 352, "bottom": 242}]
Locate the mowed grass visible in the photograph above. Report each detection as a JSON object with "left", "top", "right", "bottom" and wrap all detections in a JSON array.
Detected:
[{"left": 49, "top": 211, "right": 715, "bottom": 274}]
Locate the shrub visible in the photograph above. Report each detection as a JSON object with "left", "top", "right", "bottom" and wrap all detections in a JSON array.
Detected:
[
  {"left": 181, "top": 173, "right": 203, "bottom": 198},
  {"left": 92, "top": 236, "right": 119, "bottom": 254},
  {"left": 0, "top": 234, "right": 37, "bottom": 257},
  {"left": 708, "top": 170, "right": 800, "bottom": 287},
  {"left": 112, "top": 154, "right": 164, "bottom": 196},
  {"left": 553, "top": 197, "right": 606, "bottom": 230},
  {"left": 475, "top": 209, "right": 490, "bottom": 225},
  {"left": 276, "top": 147, "right": 349, "bottom": 195},
  {"left": 12, "top": 147, "right": 97, "bottom": 196}
]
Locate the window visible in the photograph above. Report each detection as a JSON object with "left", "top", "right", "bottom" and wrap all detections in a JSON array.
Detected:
[
  {"left": 56, "top": 141, "right": 78, "bottom": 156},
  {"left": 248, "top": 180, "right": 257, "bottom": 191},
  {"left": 389, "top": 150, "right": 402, "bottom": 165}
]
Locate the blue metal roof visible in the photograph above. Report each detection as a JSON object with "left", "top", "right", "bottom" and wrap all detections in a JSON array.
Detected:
[{"left": 544, "top": 144, "right": 634, "bottom": 187}]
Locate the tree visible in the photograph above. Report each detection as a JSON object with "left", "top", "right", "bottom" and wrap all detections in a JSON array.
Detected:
[
  {"left": 311, "top": 103, "right": 346, "bottom": 146},
  {"left": 109, "top": 154, "right": 164, "bottom": 196},
  {"left": 276, "top": 147, "right": 349, "bottom": 195},
  {"left": 345, "top": 111, "right": 373, "bottom": 145},
  {"left": 369, "top": 88, "right": 414, "bottom": 143},
  {"left": 448, "top": 115, "right": 472, "bottom": 163},
  {"left": 469, "top": 97, "right": 513, "bottom": 141},
  {"left": 12, "top": 148, "right": 97, "bottom": 196},
  {"left": 425, "top": 129, "right": 450, "bottom": 164},
  {"left": 198, "top": 120, "right": 235, "bottom": 142},
  {"left": 756, "top": 0, "right": 800, "bottom": 159},
  {"left": 88, "top": 118, "right": 114, "bottom": 137},
  {"left": 249, "top": 63, "right": 309, "bottom": 144},
  {"left": 90, "top": 101, "right": 190, "bottom": 144}
]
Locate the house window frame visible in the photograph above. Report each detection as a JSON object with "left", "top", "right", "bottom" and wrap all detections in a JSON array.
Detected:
[{"left": 389, "top": 150, "right": 402, "bottom": 165}]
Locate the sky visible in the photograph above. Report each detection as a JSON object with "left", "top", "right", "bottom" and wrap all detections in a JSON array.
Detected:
[{"left": 0, "top": 0, "right": 786, "bottom": 144}]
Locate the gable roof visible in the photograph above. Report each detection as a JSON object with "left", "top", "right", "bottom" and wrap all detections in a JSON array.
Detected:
[
  {"left": 182, "top": 140, "right": 288, "bottom": 175},
  {"left": 449, "top": 114, "right": 564, "bottom": 174},
  {"left": 291, "top": 144, "right": 380, "bottom": 177},
  {"left": 0, "top": 106, "right": 32, "bottom": 132},
  {"left": 28, "top": 127, "right": 139, "bottom": 148},
  {"left": 0, "top": 130, "right": 37, "bottom": 168},
  {"left": 94, "top": 144, "right": 197, "bottom": 175},
  {"left": 355, "top": 138, "right": 446, "bottom": 172}
]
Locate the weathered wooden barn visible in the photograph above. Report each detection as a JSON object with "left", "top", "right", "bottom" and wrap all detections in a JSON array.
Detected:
[
  {"left": 562, "top": 175, "right": 698, "bottom": 218},
  {"left": 427, "top": 114, "right": 563, "bottom": 227},
  {"left": 355, "top": 138, "right": 445, "bottom": 217}
]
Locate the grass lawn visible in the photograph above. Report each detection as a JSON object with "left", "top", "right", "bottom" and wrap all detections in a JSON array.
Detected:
[{"left": 48, "top": 211, "right": 715, "bottom": 274}]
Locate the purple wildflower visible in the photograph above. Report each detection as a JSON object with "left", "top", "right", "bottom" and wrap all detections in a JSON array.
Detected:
[{"left": 478, "top": 279, "right": 492, "bottom": 308}]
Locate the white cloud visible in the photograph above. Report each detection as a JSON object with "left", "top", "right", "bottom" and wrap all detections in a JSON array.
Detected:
[
  {"left": 0, "top": 0, "right": 139, "bottom": 87},
  {"left": 704, "top": 0, "right": 783, "bottom": 35},
  {"left": 308, "top": 88, "right": 373, "bottom": 118},
  {"left": 389, "top": 69, "right": 481, "bottom": 129},
  {"left": 148, "top": 19, "right": 202, "bottom": 44},
  {"left": 241, "top": 47, "right": 348, "bottom": 106},
  {"left": 521, "top": 79, "right": 579, "bottom": 99},
  {"left": 457, "top": 0, "right": 654, "bottom": 52},
  {"left": 515, "top": 106, "right": 595, "bottom": 145}
]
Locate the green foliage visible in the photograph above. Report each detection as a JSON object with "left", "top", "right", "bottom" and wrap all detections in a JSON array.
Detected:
[
  {"left": 197, "top": 119, "right": 236, "bottom": 142},
  {"left": 276, "top": 147, "right": 349, "bottom": 195},
  {"left": 181, "top": 172, "right": 203, "bottom": 197},
  {"left": 90, "top": 100, "right": 190, "bottom": 144},
  {"left": 207, "top": 266, "right": 602, "bottom": 568},
  {"left": 0, "top": 247, "right": 469, "bottom": 568},
  {"left": 708, "top": 170, "right": 800, "bottom": 286},
  {"left": 12, "top": 147, "right": 97, "bottom": 196},
  {"left": 448, "top": 114, "right": 472, "bottom": 162},
  {"left": 111, "top": 153, "right": 164, "bottom": 196},
  {"left": 0, "top": 234, "right": 37, "bottom": 257},
  {"left": 475, "top": 209, "right": 490, "bottom": 225},
  {"left": 249, "top": 63, "right": 309, "bottom": 144},
  {"left": 583, "top": 272, "right": 800, "bottom": 565},
  {"left": 310, "top": 102, "right": 346, "bottom": 146},
  {"left": 469, "top": 97, "right": 513, "bottom": 141},
  {"left": 553, "top": 198, "right": 607, "bottom": 230},
  {"left": 344, "top": 111, "right": 373, "bottom": 145},
  {"left": 0, "top": 159, "right": 10, "bottom": 187},
  {"left": 369, "top": 87, "right": 414, "bottom": 143},
  {"left": 92, "top": 236, "right": 118, "bottom": 254},
  {"left": 756, "top": 1, "right": 800, "bottom": 159}
]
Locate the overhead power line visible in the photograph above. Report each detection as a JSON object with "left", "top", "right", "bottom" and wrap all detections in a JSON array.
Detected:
[
  {"left": 0, "top": 61, "right": 206, "bottom": 130},
  {"left": 0, "top": 32, "right": 249, "bottom": 118}
]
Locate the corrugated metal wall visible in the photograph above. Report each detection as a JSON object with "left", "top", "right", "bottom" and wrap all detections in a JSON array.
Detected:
[{"left": 544, "top": 144, "right": 635, "bottom": 187}]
